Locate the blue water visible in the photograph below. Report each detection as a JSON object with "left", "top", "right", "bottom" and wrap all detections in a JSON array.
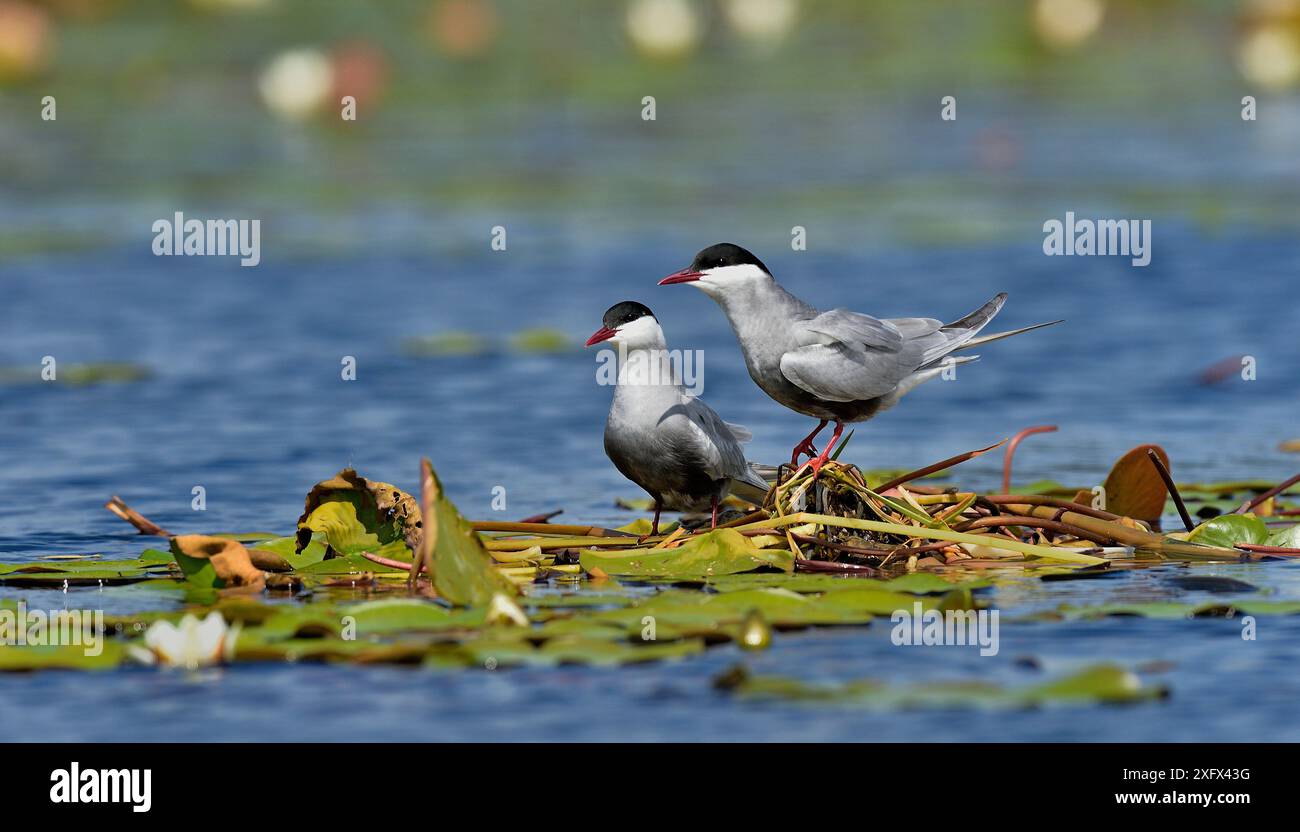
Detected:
[{"left": 4, "top": 94, "right": 1300, "bottom": 740}]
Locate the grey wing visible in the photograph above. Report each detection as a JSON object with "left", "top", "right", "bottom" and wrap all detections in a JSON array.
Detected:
[
  {"left": 799, "top": 308, "right": 903, "bottom": 351},
  {"left": 779, "top": 308, "right": 921, "bottom": 402},
  {"left": 665, "top": 395, "right": 752, "bottom": 481}
]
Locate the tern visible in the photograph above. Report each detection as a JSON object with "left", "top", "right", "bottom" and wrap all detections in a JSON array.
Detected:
[
  {"left": 660, "top": 243, "right": 1060, "bottom": 474},
  {"left": 586, "top": 301, "right": 770, "bottom": 534}
]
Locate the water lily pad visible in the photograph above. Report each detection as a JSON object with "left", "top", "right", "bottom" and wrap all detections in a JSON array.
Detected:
[
  {"left": 1187, "top": 514, "right": 1268, "bottom": 548},
  {"left": 509, "top": 327, "right": 570, "bottom": 353},
  {"left": 0, "top": 642, "right": 127, "bottom": 672},
  {"left": 715, "top": 663, "right": 1166, "bottom": 708},
  {"left": 415, "top": 458, "right": 518, "bottom": 606},
  {"left": 348, "top": 599, "right": 486, "bottom": 634},
  {"left": 246, "top": 535, "right": 328, "bottom": 570},
  {"left": 580, "top": 528, "right": 793, "bottom": 579},
  {"left": 704, "top": 572, "right": 990, "bottom": 595},
  {"left": 458, "top": 634, "right": 705, "bottom": 668},
  {"left": 0, "top": 362, "right": 151, "bottom": 387},
  {"left": 402, "top": 331, "right": 490, "bottom": 357}
]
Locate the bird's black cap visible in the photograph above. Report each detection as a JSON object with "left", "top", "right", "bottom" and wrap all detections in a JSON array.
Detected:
[
  {"left": 690, "top": 243, "right": 770, "bottom": 275},
  {"left": 602, "top": 301, "right": 654, "bottom": 329}
]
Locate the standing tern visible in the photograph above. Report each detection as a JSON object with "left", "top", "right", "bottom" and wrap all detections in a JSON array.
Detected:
[
  {"left": 586, "top": 301, "right": 770, "bottom": 534},
  {"left": 659, "top": 243, "right": 1061, "bottom": 474}
]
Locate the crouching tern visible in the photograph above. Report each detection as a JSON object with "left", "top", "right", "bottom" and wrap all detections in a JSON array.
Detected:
[
  {"left": 586, "top": 301, "right": 770, "bottom": 534},
  {"left": 660, "top": 243, "right": 1061, "bottom": 475}
]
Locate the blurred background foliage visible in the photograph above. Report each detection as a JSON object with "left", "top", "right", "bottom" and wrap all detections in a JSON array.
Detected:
[{"left": 1, "top": 0, "right": 1298, "bottom": 256}]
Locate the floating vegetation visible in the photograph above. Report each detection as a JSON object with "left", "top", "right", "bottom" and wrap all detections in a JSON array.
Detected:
[
  {"left": 402, "top": 327, "right": 572, "bottom": 357},
  {"left": 401, "top": 331, "right": 490, "bottom": 357},
  {"left": 714, "top": 663, "right": 1168, "bottom": 708},
  {"left": 1, "top": 438, "right": 1297, "bottom": 715},
  {"left": 0, "top": 362, "right": 152, "bottom": 386}
]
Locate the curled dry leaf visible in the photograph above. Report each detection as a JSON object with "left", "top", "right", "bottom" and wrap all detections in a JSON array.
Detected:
[
  {"left": 296, "top": 468, "right": 422, "bottom": 557},
  {"left": 169, "top": 535, "right": 266, "bottom": 590}
]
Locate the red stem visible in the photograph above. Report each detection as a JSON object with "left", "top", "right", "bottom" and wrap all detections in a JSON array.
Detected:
[{"left": 1001, "top": 425, "right": 1057, "bottom": 493}]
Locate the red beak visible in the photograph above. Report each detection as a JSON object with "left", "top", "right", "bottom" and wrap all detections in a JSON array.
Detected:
[
  {"left": 585, "top": 326, "right": 617, "bottom": 347},
  {"left": 658, "top": 267, "right": 704, "bottom": 285}
]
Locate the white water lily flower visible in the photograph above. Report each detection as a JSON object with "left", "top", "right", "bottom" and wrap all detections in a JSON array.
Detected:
[{"left": 143, "top": 612, "right": 236, "bottom": 669}]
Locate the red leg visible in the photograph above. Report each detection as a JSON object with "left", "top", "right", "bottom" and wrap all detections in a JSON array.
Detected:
[
  {"left": 710, "top": 494, "right": 719, "bottom": 529},
  {"left": 806, "top": 422, "right": 844, "bottom": 476},
  {"left": 790, "top": 419, "right": 828, "bottom": 468},
  {"left": 651, "top": 500, "right": 662, "bottom": 536}
]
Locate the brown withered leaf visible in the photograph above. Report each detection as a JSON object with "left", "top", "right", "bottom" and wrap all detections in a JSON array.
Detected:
[
  {"left": 170, "top": 535, "right": 266, "bottom": 590},
  {"left": 1101, "top": 444, "right": 1171, "bottom": 523}
]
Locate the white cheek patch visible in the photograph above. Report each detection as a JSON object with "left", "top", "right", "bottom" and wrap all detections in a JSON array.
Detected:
[
  {"left": 614, "top": 315, "right": 662, "bottom": 347},
  {"left": 703, "top": 264, "right": 765, "bottom": 286}
]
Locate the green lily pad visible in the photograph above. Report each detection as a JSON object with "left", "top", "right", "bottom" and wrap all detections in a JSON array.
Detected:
[
  {"left": 458, "top": 634, "right": 705, "bottom": 668},
  {"left": 509, "top": 327, "right": 570, "bottom": 353},
  {"left": 251, "top": 534, "right": 328, "bottom": 570},
  {"left": 417, "top": 459, "right": 518, "bottom": 606},
  {"left": 706, "top": 572, "right": 989, "bottom": 596},
  {"left": 615, "top": 517, "right": 678, "bottom": 535},
  {"left": 716, "top": 663, "right": 1166, "bottom": 708},
  {"left": 1264, "top": 523, "right": 1300, "bottom": 548},
  {"left": 1187, "top": 514, "right": 1268, "bottom": 548},
  {"left": 0, "top": 362, "right": 151, "bottom": 387},
  {"left": 348, "top": 599, "right": 486, "bottom": 634},
  {"left": 0, "top": 642, "right": 127, "bottom": 672},
  {"left": 580, "top": 529, "right": 793, "bottom": 579}
]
